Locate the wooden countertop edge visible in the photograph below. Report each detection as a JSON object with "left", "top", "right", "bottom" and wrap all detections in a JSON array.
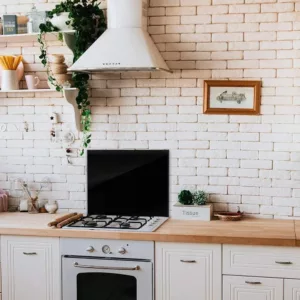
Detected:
[
  {"left": 0, "top": 227, "right": 296, "bottom": 247},
  {"left": 0, "top": 213, "right": 297, "bottom": 247}
]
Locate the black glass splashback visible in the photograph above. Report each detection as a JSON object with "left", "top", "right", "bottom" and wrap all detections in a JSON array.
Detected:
[{"left": 87, "top": 150, "right": 169, "bottom": 217}]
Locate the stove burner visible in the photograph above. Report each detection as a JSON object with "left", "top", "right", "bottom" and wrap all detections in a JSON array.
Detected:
[
  {"left": 120, "top": 222, "right": 131, "bottom": 228},
  {"left": 95, "top": 215, "right": 107, "bottom": 219},
  {"left": 83, "top": 221, "right": 97, "bottom": 227}
]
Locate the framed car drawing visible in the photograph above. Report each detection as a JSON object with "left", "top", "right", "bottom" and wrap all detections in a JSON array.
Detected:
[{"left": 203, "top": 80, "right": 261, "bottom": 115}]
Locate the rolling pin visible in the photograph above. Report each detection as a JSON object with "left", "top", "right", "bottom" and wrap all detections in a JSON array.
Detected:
[
  {"left": 57, "top": 213, "right": 83, "bottom": 228},
  {"left": 47, "top": 213, "right": 77, "bottom": 227}
]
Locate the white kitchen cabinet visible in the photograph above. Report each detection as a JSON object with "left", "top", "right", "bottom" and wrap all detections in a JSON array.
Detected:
[
  {"left": 155, "top": 242, "right": 221, "bottom": 300},
  {"left": 223, "top": 275, "right": 283, "bottom": 300},
  {"left": 285, "top": 279, "right": 300, "bottom": 300},
  {"left": 1, "top": 236, "right": 60, "bottom": 300},
  {"left": 223, "top": 245, "right": 300, "bottom": 279}
]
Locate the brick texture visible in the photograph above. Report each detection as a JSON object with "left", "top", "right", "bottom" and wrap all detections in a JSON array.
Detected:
[{"left": 0, "top": 0, "right": 299, "bottom": 218}]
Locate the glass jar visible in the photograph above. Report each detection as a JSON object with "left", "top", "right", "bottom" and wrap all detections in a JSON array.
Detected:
[
  {"left": 27, "top": 5, "right": 47, "bottom": 33},
  {"left": 28, "top": 197, "right": 39, "bottom": 214},
  {"left": 0, "top": 18, "right": 3, "bottom": 35}
]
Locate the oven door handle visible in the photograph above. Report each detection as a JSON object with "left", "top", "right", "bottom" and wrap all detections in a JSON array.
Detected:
[{"left": 73, "top": 262, "right": 140, "bottom": 271}]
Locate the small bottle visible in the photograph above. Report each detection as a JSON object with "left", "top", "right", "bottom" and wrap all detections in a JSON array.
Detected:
[{"left": 27, "top": 17, "right": 33, "bottom": 34}]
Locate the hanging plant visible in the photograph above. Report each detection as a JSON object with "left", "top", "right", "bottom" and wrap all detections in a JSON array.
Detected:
[
  {"left": 38, "top": 22, "right": 62, "bottom": 92},
  {"left": 38, "top": 0, "right": 106, "bottom": 155}
]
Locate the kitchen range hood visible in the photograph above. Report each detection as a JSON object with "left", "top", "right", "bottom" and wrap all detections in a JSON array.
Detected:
[{"left": 68, "top": 0, "right": 171, "bottom": 73}]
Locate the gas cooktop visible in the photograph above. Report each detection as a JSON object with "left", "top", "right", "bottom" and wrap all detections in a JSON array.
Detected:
[{"left": 63, "top": 215, "right": 168, "bottom": 232}]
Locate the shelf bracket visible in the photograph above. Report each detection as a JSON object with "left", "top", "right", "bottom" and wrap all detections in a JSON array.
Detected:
[
  {"left": 63, "top": 88, "right": 81, "bottom": 132},
  {"left": 62, "top": 32, "right": 76, "bottom": 53}
]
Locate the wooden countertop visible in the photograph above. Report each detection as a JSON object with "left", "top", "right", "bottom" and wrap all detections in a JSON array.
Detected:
[
  {"left": 0, "top": 212, "right": 297, "bottom": 247},
  {"left": 293, "top": 220, "right": 300, "bottom": 247}
]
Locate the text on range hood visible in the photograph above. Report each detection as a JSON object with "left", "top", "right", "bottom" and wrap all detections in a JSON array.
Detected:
[{"left": 68, "top": 0, "right": 171, "bottom": 73}]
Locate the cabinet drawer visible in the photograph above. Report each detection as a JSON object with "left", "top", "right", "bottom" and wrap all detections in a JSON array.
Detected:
[
  {"left": 223, "top": 245, "right": 300, "bottom": 279},
  {"left": 223, "top": 275, "right": 283, "bottom": 300}
]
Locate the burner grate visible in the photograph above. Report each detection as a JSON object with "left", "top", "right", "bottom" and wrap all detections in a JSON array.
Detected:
[{"left": 67, "top": 215, "right": 153, "bottom": 230}]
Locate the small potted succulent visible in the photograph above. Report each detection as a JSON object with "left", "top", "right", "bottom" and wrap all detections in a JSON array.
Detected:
[
  {"left": 173, "top": 190, "right": 213, "bottom": 221},
  {"left": 193, "top": 191, "right": 208, "bottom": 206},
  {"left": 178, "top": 190, "right": 193, "bottom": 205}
]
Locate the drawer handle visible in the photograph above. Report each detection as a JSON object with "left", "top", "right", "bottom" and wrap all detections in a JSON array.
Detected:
[
  {"left": 23, "top": 252, "right": 37, "bottom": 255},
  {"left": 245, "top": 281, "right": 261, "bottom": 285},
  {"left": 275, "top": 261, "right": 293, "bottom": 265},
  {"left": 180, "top": 260, "right": 196, "bottom": 263}
]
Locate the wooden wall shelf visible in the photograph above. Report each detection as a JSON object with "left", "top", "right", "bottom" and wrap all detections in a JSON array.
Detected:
[
  {"left": 0, "top": 89, "right": 59, "bottom": 93},
  {"left": 0, "top": 31, "right": 75, "bottom": 52},
  {"left": 0, "top": 31, "right": 75, "bottom": 41},
  {"left": 0, "top": 32, "right": 79, "bottom": 130}
]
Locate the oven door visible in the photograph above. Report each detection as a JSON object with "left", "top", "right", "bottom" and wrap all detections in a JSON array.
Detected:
[{"left": 62, "top": 256, "right": 153, "bottom": 300}]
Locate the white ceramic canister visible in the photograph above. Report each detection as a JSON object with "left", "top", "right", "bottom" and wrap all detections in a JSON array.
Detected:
[{"left": 1, "top": 70, "right": 19, "bottom": 91}]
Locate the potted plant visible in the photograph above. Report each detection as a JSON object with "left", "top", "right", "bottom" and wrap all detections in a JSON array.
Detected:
[
  {"left": 178, "top": 190, "right": 193, "bottom": 205},
  {"left": 38, "top": 0, "right": 106, "bottom": 155},
  {"left": 173, "top": 190, "right": 213, "bottom": 221},
  {"left": 193, "top": 190, "right": 208, "bottom": 206}
]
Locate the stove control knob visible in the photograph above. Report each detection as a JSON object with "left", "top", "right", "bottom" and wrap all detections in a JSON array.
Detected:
[
  {"left": 86, "top": 246, "right": 95, "bottom": 253},
  {"left": 118, "top": 247, "right": 126, "bottom": 255}
]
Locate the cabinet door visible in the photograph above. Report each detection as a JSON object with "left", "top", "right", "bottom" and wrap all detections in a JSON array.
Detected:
[
  {"left": 285, "top": 279, "right": 300, "bottom": 300},
  {"left": 155, "top": 242, "right": 221, "bottom": 300},
  {"left": 223, "top": 275, "right": 283, "bottom": 300},
  {"left": 1, "top": 236, "right": 60, "bottom": 300}
]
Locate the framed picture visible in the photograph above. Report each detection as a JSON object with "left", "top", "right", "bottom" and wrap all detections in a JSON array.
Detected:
[{"left": 203, "top": 80, "right": 261, "bottom": 115}]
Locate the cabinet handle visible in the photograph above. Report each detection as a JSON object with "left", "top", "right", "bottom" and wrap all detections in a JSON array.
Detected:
[
  {"left": 23, "top": 252, "right": 37, "bottom": 255},
  {"left": 245, "top": 281, "right": 262, "bottom": 285},
  {"left": 180, "top": 260, "right": 196, "bottom": 263},
  {"left": 275, "top": 261, "right": 292, "bottom": 265}
]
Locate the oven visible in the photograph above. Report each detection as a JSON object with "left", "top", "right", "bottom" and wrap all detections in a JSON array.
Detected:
[{"left": 61, "top": 238, "right": 154, "bottom": 300}]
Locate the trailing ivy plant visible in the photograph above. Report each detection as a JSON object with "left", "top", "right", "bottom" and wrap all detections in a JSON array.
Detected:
[
  {"left": 38, "top": 0, "right": 106, "bottom": 155},
  {"left": 38, "top": 22, "right": 62, "bottom": 92}
]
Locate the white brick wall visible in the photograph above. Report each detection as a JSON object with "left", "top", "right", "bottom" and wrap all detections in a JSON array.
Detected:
[{"left": 0, "top": 0, "right": 299, "bottom": 217}]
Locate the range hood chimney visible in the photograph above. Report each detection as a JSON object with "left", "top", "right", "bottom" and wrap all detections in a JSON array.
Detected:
[{"left": 68, "top": 0, "right": 171, "bottom": 73}]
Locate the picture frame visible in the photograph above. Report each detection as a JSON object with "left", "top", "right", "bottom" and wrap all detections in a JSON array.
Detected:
[{"left": 203, "top": 80, "right": 261, "bottom": 115}]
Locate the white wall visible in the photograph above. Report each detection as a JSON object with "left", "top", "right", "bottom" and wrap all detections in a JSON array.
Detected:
[{"left": 0, "top": 0, "right": 300, "bottom": 218}]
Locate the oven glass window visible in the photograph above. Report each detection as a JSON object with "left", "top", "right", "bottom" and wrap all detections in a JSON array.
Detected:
[{"left": 77, "top": 273, "right": 137, "bottom": 300}]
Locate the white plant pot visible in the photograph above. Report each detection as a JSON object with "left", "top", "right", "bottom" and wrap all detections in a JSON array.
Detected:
[
  {"left": 172, "top": 203, "right": 213, "bottom": 221},
  {"left": 1, "top": 70, "right": 19, "bottom": 91},
  {"left": 51, "top": 13, "right": 73, "bottom": 31}
]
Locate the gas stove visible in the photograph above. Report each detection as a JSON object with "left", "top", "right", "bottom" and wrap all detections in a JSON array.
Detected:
[{"left": 63, "top": 215, "right": 168, "bottom": 232}]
